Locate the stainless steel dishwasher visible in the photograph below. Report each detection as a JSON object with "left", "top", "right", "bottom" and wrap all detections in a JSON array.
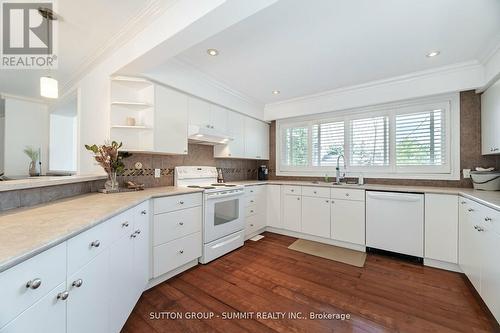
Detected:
[{"left": 366, "top": 191, "right": 424, "bottom": 258}]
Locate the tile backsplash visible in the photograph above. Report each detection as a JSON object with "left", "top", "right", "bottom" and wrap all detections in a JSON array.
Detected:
[{"left": 117, "top": 144, "right": 268, "bottom": 187}]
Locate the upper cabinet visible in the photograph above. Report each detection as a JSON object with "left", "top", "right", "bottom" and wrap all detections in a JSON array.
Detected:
[
  {"left": 482, "top": 78, "right": 500, "bottom": 155},
  {"left": 244, "top": 117, "right": 269, "bottom": 160},
  {"left": 187, "top": 97, "right": 227, "bottom": 133},
  {"left": 214, "top": 111, "right": 245, "bottom": 158}
]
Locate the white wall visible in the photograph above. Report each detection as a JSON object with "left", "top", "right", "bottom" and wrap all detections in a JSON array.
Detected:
[
  {"left": 4, "top": 98, "right": 49, "bottom": 176},
  {"left": 49, "top": 114, "right": 77, "bottom": 173}
]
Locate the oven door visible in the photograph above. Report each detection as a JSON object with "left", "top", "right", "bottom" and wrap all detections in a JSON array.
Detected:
[{"left": 204, "top": 191, "right": 245, "bottom": 243}]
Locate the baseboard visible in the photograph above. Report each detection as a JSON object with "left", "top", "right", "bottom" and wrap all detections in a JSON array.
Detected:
[
  {"left": 245, "top": 227, "right": 266, "bottom": 241},
  {"left": 266, "top": 227, "right": 366, "bottom": 252},
  {"left": 146, "top": 259, "right": 198, "bottom": 290},
  {"left": 423, "top": 258, "right": 462, "bottom": 273}
]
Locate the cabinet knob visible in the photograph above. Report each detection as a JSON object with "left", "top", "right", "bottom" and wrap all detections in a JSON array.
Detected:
[
  {"left": 250, "top": 224, "right": 254, "bottom": 227},
  {"left": 179, "top": 249, "right": 184, "bottom": 254},
  {"left": 122, "top": 222, "right": 129, "bottom": 228},
  {"left": 250, "top": 200, "right": 254, "bottom": 203},
  {"left": 345, "top": 193, "right": 350, "bottom": 197},
  {"left": 460, "top": 201, "right": 466, "bottom": 204},
  {"left": 90, "top": 240, "right": 100, "bottom": 248},
  {"left": 141, "top": 210, "right": 147, "bottom": 215},
  {"left": 72, "top": 279, "right": 83, "bottom": 288},
  {"left": 484, "top": 217, "right": 492, "bottom": 222},
  {"left": 26, "top": 278, "right": 42, "bottom": 289},
  {"left": 468, "top": 208, "right": 474, "bottom": 212},
  {"left": 297, "top": 197, "right": 300, "bottom": 201},
  {"left": 134, "top": 229, "right": 141, "bottom": 235},
  {"left": 313, "top": 191, "right": 317, "bottom": 194},
  {"left": 331, "top": 200, "right": 335, "bottom": 204},
  {"left": 325, "top": 200, "right": 329, "bottom": 203},
  {"left": 179, "top": 201, "right": 184, "bottom": 205},
  {"left": 291, "top": 189, "right": 294, "bottom": 192},
  {"left": 130, "top": 233, "right": 137, "bottom": 238},
  {"left": 179, "top": 222, "right": 184, "bottom": 226},
  {"left": 57, "top": 291, "right": 69, "bottom": 301},
  {"left": 250, "top": 210, "right": 254, "bottom": 213}
]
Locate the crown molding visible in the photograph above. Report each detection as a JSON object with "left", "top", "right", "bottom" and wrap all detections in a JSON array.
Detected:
[{"left": 60, "top": 0, "right": 178, "bottom": 95}]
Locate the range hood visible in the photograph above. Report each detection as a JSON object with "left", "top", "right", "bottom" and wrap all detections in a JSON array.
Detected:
[{"left": 187, "top": 125, "right": 233, "bottom": 145}]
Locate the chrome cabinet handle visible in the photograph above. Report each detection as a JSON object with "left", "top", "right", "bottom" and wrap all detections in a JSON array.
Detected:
[
  {"left": 485, "top": 217, "right": 492, "bottom": 222},
  {"left": 296, "top": 197, "right": 300, "bottom": 200},
  {"left": 141, "top": 210, "right": 147, "bottom": 215},
  {"left": 134, "top": 229, "right": 141, "bottom": 235},
  {"left": 90, "top": 240, "right": 100, "bottom": 248},
  {"left": 325, "top": 200, "right": 329, "bottom": 203},
  {"left": 26, "top": 278, "right": 42, "bottom": 289},
  {"left": 313, "top": 191, "right": 317, "bottom": 194},
  {"left": 179, "top": 222, "right": 184, "bottom": 226},
  {"left": 121, "top": 222, "right": 129, "bottom": 228},
  {"left": 179, "top": 249, "right": 184, "bottom": 254},
  {"left": 345, "top": 193, "right": 350, "bottom": 197},
  {"left": 477, "top": 226, "right": 485, "bottom": 232},
  {"left": 130, "top": 233, "right": 137, "bottom": 238},
  {"left": 460, "top": 201, "right": 466, "bottom": 204},
  {"left": 250, "top": 200, "right": 254, "bottom": 203},
  {"left": 179, "top": 201, "right": 184, "bottom": 205},
  {"left": 72, "top": 279, "right": 83, "bottom": 288},
  {"left": 468, "top": 208, "right": 474, "bottom": 212},
  {"left": 250, "top": 210, "right": 254, "bottom": 213},
  {"left": 290, "top": 189, "right": 294, "bottom": 192},
  {"left": 331, "top": 200, "right": 335, "bottom": 204},
  {"left": 250, "top": 224, "right": 254, "bottom": 227},
  {"left": 57, "top": 291, "right": 69, "bottom": 301}
]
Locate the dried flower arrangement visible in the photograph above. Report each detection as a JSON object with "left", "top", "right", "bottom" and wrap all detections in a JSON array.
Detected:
[{"left": 85, "top": 141, "right": 131, "bottom": 191}]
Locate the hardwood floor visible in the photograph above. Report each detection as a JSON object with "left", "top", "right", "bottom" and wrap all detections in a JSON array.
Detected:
[{"left": 122, "top": 232, "right": 499, "bottom": 333}]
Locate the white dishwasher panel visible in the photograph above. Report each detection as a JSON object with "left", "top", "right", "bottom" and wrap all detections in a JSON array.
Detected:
[{"left": 366, "top": 191, "right": 424, "bottom": 257}]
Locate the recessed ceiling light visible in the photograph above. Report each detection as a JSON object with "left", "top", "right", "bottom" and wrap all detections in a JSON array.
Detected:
[
  {"left": 426, "top": 51, "right": 440, "bottom": 58},
  {"left": 272, "top": 90, "right": 280, "bottom": 95},
  {"left": 207, "top": 49, "right": 219, "bottom": 56}
]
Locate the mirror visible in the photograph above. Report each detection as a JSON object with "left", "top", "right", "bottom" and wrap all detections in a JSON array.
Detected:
[{"left": 0, "top": 91, "right": 77, "bottom": 180}]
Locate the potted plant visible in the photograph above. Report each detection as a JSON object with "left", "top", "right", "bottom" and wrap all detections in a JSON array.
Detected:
[
  {"left": 85, "top": 141, "right": 131, "bottom": 192},
  {"left": 23, "top": 146, "right": 40, "bottom": 177}
]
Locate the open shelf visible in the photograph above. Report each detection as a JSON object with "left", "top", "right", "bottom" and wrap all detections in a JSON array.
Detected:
[
  {"left": 111, "top": 101, "right": 152, "bottom": 109},
  {"left": 111, "top": 76, "right": 153, "bottom": 89},
  {"left": 111, "top": 125, "right": 153, "bottom": 130}
]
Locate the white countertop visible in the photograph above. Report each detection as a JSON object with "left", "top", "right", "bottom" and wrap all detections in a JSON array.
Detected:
[{"left": 0, "top": 174, "right": 107, "bottom": 192}]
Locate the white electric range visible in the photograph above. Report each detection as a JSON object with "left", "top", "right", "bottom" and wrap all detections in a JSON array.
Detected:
[{"left": 174, "top": 166, "right": 246, "bottom": 263}]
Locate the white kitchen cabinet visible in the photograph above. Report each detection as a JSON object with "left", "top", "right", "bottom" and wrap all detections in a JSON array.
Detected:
[
  {"left": 266, "top": 185, "right": 282, "bottom": 228},
  {"left": 0, "top": 282, "right": 67, "bottom": 333},
  {"left": 154, "top": 85, "right": 188, "bottom": 154},
  {"left": 481, "top": 78, "right": 500, "bottom": 155},
  {"left": 244, "top": 117, "right": 269, "bottom": 159},
  {"left": 67, "top": 251, "right": 109, "bottom": 333},
  {"left": 458, "top": 198, "right": 482, "bottom": 291},
  {"left": 132, "top": 202, "right": 151, "bottom": 299},
  {"left": 331, "top": 199, "right": 365, "bottom": 245},
  {"left": 188, "top": 97, "right": 211, "bottom": 129},
  {"left": 210, "top": 104, "right": 228, "bottom": 133},
  {"left": 481, "top": 224, "right": 500, "bottom": 323},
  {"left": 301, "top": 196, "right": 330, "bottom": 238},
  {"left": 424, "top": 194, "right": 458, "bottom": 263},
  {"left": 214, "top": 111, "right": 245, "bottom": 158},
  {"left": 283, "top": 194, "right": 302, "bottom": 232}
]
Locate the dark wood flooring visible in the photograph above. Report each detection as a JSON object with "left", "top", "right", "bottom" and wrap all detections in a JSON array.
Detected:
[{"left": 122, "top": 232, "right": 499, "bottom": 333}]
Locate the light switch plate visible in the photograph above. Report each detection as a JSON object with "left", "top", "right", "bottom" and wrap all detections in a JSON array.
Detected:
[
  {"left": 154, "top": 168, "right": 161, "bottom": 178},
  {"left": 463, "top": 169, "right": 471, "bottom": 179}
]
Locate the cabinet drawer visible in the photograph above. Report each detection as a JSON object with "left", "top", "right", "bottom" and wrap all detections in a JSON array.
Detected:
[
  {"left": 246, "top": 205, "right": 258, "bottom": 217},
  {"left": 67, "top": 221, "right": 110, "bottom": 276},
  {"left": 153, "top": 206, "right": 202, "bottom": 246},
  {"left": 244, "top": 195, "right": 260, "bottom": 207},
  {"left": 154, "top": 193, "right": 202, "bottom": 214},
  {"left": 245, "top": 185, "right": 265, "bottom": 196},
  {"left": 246, "top": 214, "right": 265, "bottom": 236},
  {"left": 282, "top": 185, "right": 302, "bottom": 195},
  {"left": 0, "top": 243, "right": 66, "bottom": 328},
  {"left": 302, "top": 186, "right": 330, "bottom": 198},
  {"left": 153, "top": 232, "right": 202, "bottom": 278},
  {"left": 108, "top": 209, "right": 134, "bottom": 244},
  {"left": 331, "top": 188, "right": 365, "bottom": 201}
]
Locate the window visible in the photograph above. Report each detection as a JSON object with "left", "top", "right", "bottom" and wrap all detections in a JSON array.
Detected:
[
  {"left": 281, "top": 125, "right": 308, "bottom": 167},
  {"left": 312, "top": 121, "right": 344, "bottom": 166},
  {"left": 395, "top": 109, "right": 445, "bottom": 166},
  {"left": 350, "top": 116, "right": 389, "bottom": 167},
  {"left": 276, "top": 94, "right": 459, "bottom": 180}
]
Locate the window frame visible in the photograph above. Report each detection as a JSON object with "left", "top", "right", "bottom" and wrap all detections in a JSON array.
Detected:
[{"left": 275, "top": 93, "right": 460, "bottom": 180}]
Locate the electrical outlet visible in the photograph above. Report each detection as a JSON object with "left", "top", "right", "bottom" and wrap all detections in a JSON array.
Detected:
[
  {"left": 463, "top": 169, "right": 471, "bottom": 179},
  {"left": 154, "top": 168, "right": 161, "bottom": 178}
]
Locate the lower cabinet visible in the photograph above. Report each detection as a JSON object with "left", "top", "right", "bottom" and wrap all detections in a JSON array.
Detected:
[
  {"left": 0, "top": 282, "right": 67, "bottom": 333},
  {"left": 283, "top": 194, "right": 301, "bottom": 232},
  {"left": 67, "top": 252, "right": 109, "bottom": 333},
  {"left": 331, "top": 199, "right": 365, "bottom": 245},
  {"left": 266, "top": 185, "right": 282, "bottom": 228},
  {"left": 301, "top": 196, "right": 330, "bottom": 238}
]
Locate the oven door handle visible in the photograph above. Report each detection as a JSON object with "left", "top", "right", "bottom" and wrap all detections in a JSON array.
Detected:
[{"left": 206, "top": 191, "right": 243, "bottom": 200}]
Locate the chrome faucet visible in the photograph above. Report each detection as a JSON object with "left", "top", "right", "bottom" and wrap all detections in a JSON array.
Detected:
[{"left": 335, "top": 154, "right": 346, "bottom": 184}]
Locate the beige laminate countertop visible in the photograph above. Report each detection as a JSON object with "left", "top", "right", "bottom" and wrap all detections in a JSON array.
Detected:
[
  {"left": 0, "top": 187, "right": 202, "bottom": 273},
  {"left": 228, "top": 180, "right": 500, "bottom": 211}
]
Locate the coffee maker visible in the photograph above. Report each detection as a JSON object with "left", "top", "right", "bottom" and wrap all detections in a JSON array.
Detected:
[{"left": 258, "top": 165, "right": 268, "bottom": 181}]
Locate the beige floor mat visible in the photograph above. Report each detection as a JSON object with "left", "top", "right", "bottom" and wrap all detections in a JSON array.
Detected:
[{"left": 288, "top": 239, "right": 366, "bottom": 267}]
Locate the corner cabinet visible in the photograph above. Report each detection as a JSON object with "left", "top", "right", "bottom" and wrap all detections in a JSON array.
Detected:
[{"left": 481, "top": 78, "right": 500, "bottom": 155}]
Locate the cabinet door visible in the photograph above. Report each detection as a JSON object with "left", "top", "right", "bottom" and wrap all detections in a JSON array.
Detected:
[
  {"left": 188, "top": 97, "right": 210, "bottom": 129},
  {"left": 267, "top": 185, "right": 282, "bottom": 228},
  {"left": 210, "top": 104, "right": 227, "bottom": 133},
  {"left": 481, "top": 79, "right": 500, "bottom": 155},
  {"left": 259, "top": 121, "right": 270, "bottom": 160},
  {"left": 331, "top": 199, "right": 365, "bottom": 245},
  {"left": 214, "top": 111, "right": 245, "bottom": 158},
  {"left": 458, "top": 200, "right": 481, "bottom": 291},
  {"left": 424, "top": 194, "right": 458, "bottom": 263},
  {"left": 67, "top": 251, "right": 109, "bottom": 333},
  {"left": 244, "top": 117, "right": 261, "bottom": 159},
  {"left": 480, "top": 227, "right": 500, "bottom": 323},
  {"left": 108, "top": 234, "right": 135, "bottom": 333},
  {"left": 155, "top": 85, "right": 188, "bottom": 154},
  {"left": 0, "top": 283, "right": 66, "bottom": 333},
  {"left": 133, "top": 203, "right": 150, "bottom": 299},
  {"left": 302, "top": 197, "right": 330, "bottom": 238},
  {"left": 283, "top": 195, "right": 301, "bottom": 232}
]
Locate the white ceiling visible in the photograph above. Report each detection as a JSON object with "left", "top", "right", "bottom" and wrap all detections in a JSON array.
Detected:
[
  {"left": 0, "top": 0, "right": 173, "bottom": 99},
  {"left": 174, "top": 0, "right": 500, "bottom": 104}
]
